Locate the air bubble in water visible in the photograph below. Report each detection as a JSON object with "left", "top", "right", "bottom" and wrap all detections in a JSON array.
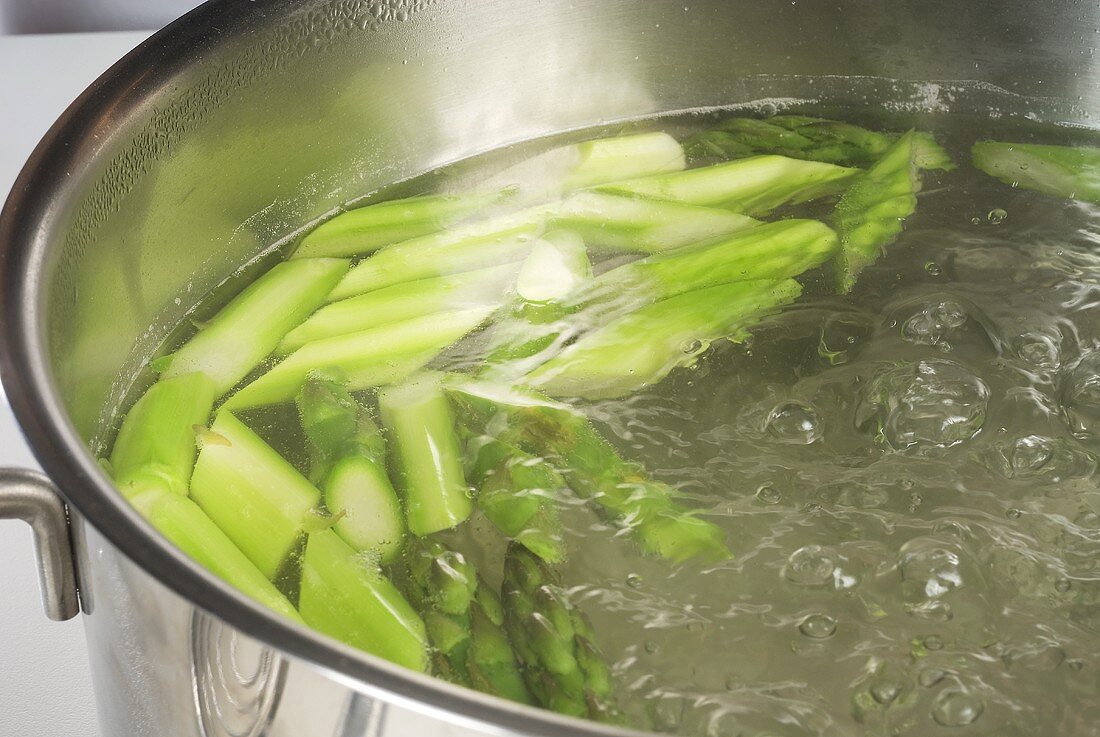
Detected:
[
  {"left": 755, "top": 483, "right": 782, "bottom": 505},
  {"left": 901, "top": 300, "right": 969, "bottom": 348},
  {"left": 1054, "top": 578, "right": 1072, "bottom": 593},
  {"left": 626, "top": 573, "right": 643, "bottom": 589},
  {"left": 870, "top": 679, "right": 901, "bottom": 704},
  {"left": 899, "top": 538, "right": 965, "bottom": 599},
  {"left": 1013, "top": 330, "right": 1061, "bottom": 369},
  {"left": 1062, "top": 350, "right": 1100, "bottom": 437},
  {"left": 765, "top": 401, "right": 822, "bottom": 445},
  {"left": 784, "top": 545, "right": 837, "bottom": 585},
  {"left": 925, "top": 261, "right": 943, "bottom": 276},
  {"left": 819, "top": 312, "right": 873, "bottom": 365},
  {"left": 918, "top": 667, "right": 947, "bottom": 688},
  {"left": 923, "top": 634, "right": 945, "bottom": 650},
  {"left": 932, "top": 690, "right": 984, "bottom": 726},
  {"left": 858, "top": 360, "right": 990, "bottom": 452},
  {"left": 799, "top": 613, "right": 837, "bottom": 639},
  {"left": 987, "top": 208, "right": 1008, "bottom": 224}
]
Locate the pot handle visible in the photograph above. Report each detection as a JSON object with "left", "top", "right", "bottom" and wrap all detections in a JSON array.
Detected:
[{"left": 0, "top": 467, "right": 80, "bottom": 621}]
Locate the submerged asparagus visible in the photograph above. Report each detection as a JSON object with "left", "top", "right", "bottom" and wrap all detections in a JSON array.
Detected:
[
  {"left": 109, "top": 372, "right": 216, "bottom": 499},
  {"left": 294, "top": 190, "right": 511, "bottom": 259},
  {"left": 379, "top": 373, "right": 474, "bottom": 537},
  {"left": 528, "top": 279, "right": 802, "bottom": 399},
  {"left": 972, "top": 140, "right": 1100, "bottom": 204},
  {"left": 597, "top": 155, "right": 858, "bottom": 215},
  {"left": 447, "top": 380, "right": 730, "bottom": 564},
  {"left": 502, "top": 543, "right": 619, "bottom": 720},
  {"left": 401, "top": 539, "right": 532, "bottom": 702},
  {"left": 298, "top": 528, "right": 429, "bottom": 671},
  {"left": 464, "top": 433, "right": 567, "bottom": 564},
  {"left": 162, "top": 258, "right": 348, "bottom": 395},
  {"left": 297, "top": 373, "right": 406, "bottom": 562},
  {"left": 189, "top": 409, "right": 322, "bottom": 580}
]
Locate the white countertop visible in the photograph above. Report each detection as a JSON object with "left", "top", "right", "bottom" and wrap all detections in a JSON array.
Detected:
[{"left": 0, "top": 30, "right": 152, "bottom": 737}]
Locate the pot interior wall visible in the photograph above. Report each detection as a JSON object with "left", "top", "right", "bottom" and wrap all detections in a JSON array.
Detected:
[{"left": 35, "top": 0, "right": 1100, "bottom": 447}]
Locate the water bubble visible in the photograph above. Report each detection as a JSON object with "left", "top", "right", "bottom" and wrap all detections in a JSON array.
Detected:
[
  {"left": 870, "top": 679, "right": 902, "bottom": 705},
  {"left": 907, "top": 599, "right": 954, "bottom": 621},
  {"left": 923, "top": 634, "right": 945, "bottom": 651},
  {"left": 857, "top": 360, "right": 990, "bottom": 452},
  {"left": 765, "top": 401, "right": 822, "bottom": 445},
  {"left": 1012, "top": 330, "right": 1061, "bottom": 369},
  {"left": 819, "top": 312, "right": 874, "bottom": 365},
  {"left": 900, "top": 300, "right": 969, "bottom": 349},
  {"left": 918, "top": 667, "right": 947, "bottom": 688},
  {"left": 784, "top": 545, "right": 837, "bottom": 586},
  {"left": 1003, "top": 642, "right": 1065, "bottom": 671},
  {"left": 989, "top": 434, "right": 1097, "bottom": 483},
  {"left": 899, "top": 538, "right": 965, "bottom": 599},
  {"left": 755, "top": 483, "right": 783, "bottom": 505},
  {"left": 644, "top": 640, "right": 660, "bottom": 654},
  {"left": 1006, "top": 508, "right": 1023, "bottom": 519},
  {"left": 1054, "top": 578, "right": 1072, "bottom": 593},
  {"left": 1008, "top": 435, "right": 1054, "bottom": 475},
  {"left": 932, "top": 690, "right": 984, "bottom": 726},
  {"left": 799, "top": 613, "right": 837, "bottom": 639},
  {"left": 925, "top": 261, "right": 943, "bottom": 276},
  {"left": 626, "top": 573, "right": 643, "bottom": 589},
  {"left": 1062, "top": 350, "right": 1100, "bottom": 437},
  {"left": 987, "top": 208, "right": 1008, "bottom": 224}
]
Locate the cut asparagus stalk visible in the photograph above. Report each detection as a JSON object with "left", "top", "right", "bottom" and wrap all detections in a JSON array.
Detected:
[
  {"left": 528, "top": 279, "right": 802, "bottom": 399},
  {"left": 587, "top": 219, "right": 837, "bottom": 308},
  {"left": 329, "top": 208, "right": 550, "bottom": 302},
  {"left": 596, "top": 155, "right": 858, "bottom": 215},
  {"left": 162, "top": 258, "right": 348, "bottom": 395},
  {"left": 297, "top": 373, "right": 405, "bottom": 562},
  {"left": 481, "top": 231, "right": 593, "bottom": 377},
  {"left": 548, "top": 191, "right": 758, "bottom": 253},
  {"left": 401, "top": 539, "right": 532, "bottom": 703},
  {"left": 298, "top": 528, "right": 429, "bottom": 672},
  {"left": 131, "top": 488, "right": 303, "bottom": 623},
  {"left": 190, "top": 410, "right": 322, "bottom": 580},
  {"left": 279, "top": 263, "right": 520, "bottom": 353},
  {"left": 833, "top": 130, "right": 948, "bottom": 292},
  {"left": 447, "top": 380, "right": 730, "bottom": 564},
  {"left": 379, "top": 373, "right": 473, "bottom": 536},
  {"left": 464, "top": 434, "right": 566, "bottom": 564},
  {"left": 294, "top": 190, "right": 510, "bottom": 259},
  {"left": 224, "top": 306, "right": 494, "bottom": 409},
  {"left": 109, "top": 372, "right": 216, "bottom": 499},
  {"left": 972, "top": 140, "right": 1100, "bottom": 203},
  {"left": 502, "top": 543, "right": 619, "bottom": 720},
  {"left": 478, "top": 132, "right": 686, "bottom": 204}
]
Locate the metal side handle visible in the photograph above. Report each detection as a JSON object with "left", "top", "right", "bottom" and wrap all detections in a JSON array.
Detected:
[{"left": 0, "top": 467, "right": 80, "bottom": 621}]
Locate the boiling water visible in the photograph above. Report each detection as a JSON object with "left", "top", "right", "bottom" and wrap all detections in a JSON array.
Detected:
[{"left": 219, "top": 111, "right": 1100, "bottom": 735}]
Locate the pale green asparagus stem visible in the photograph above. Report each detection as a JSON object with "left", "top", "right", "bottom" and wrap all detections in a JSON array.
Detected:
[
  {"left": 162, "top": 258, "right": 348, "bottom": 395},
  {"left": 502, "top": 543, "right": 620, "bottom": 721},
  {"left": 379, "top": 373, "right": 473, "bottom": 536},
  {"left": 547, "top": 191, "right": 758, "bottom": 253},
  {"left": 109, "top": 372, "right": 216, "bottom": 499},
  {"left": 596, "top": 155, "right": 858, "bottom": 215},
  {"left": 972, "top": 140, "right": 1100, "bottom": 203},
  {"left": 279, "top": 263, "right": 521, "bottom": 353},
  {"left": 298, "top": 528, "right": 429, "bottom": 671},
  {"left": 293, "top": 190, "right": 511, "bottom": 259},
  {"left": 224, "top": 306, "right": 494, "bottom": 409},
  {"left": 447, "top": 380, "right": 730, "bottom": 564},
  {"left": 190, "top": 410, "right": 322, "bottom": 580},
  {"left": 527, "top": 279, "right": 802, "bottom": 399},
  {"left": 297, "top": 373, "right": 405, "bottom": 562}
]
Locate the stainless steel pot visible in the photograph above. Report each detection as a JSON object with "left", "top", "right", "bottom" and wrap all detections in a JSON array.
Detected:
[{"left": 2, "top": 1, "right": 1099, "bottom": 735}]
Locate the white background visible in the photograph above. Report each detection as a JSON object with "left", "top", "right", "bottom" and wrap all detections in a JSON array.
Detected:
[{"left": 0, "top": 30, "right": 151, "bottom": 737}]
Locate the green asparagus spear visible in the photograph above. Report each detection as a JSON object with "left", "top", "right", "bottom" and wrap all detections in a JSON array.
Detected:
[
  {"left": 294, "top": 190, "right": 510, "bottom": 259},
  {"left": 162, "top": 258, "right": 348, "bottom": 395},
  {"left": 464, "top": 433, "right": 566, "bottom": 564},
  {"left": 298, "top": 528, "right": 429, "bottom": 671},
  {"left": 528, "top": 279, "right": 802, "bottom": 399},
  {"left": 833, "top": 130, "right": 948, "bottom": 292},
  {"left": 278, "top": 263, "right": 520, "bottom": 353},
  {"left": 447, "top": 380, "right": 730, "bottom": 564},
  {"left": 479, "top": 132, "right": 685, "bottom": 204},
  {"left": 224, "top": 306, "right": 494, "bottom": 409},
  {"left": 972, "top": 140, "right": 1100, "bottom": 203},
  {"left": 596, "top": 155, "right": 858, "bottom": 215},
  {"left": 329, "top": 208, "right": 550, "bottom": 302},
  {"left": 547, "top": 191, "right": 758, "bottom": 253},
  {"left": 379, "top": 373, "right": 474, "bottom": 536},
  {"left": 585, "top": 219, "right": 836, "bottom": 309},
  {"left": 190, "top": 410, "right": 322, "bottom": 580},
  {"left": 401, "top": 539, "right": 532, "bottom": 702},
  {"left": 297, "top": 373, "right": 405, "bottom": 562},
  {"left": 502, "top": 543, "right": 619, "bottom": 720},
  {"left": 109, "top": 372, "right": 216, "bottom": 499},
  {"left": 131, "top": 488, "right": 303, "bottom": 622}
]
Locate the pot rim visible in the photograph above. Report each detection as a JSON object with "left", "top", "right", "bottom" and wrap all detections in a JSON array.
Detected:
[{"left": 0, "top": 2, "right": 648, "bottom": 735}]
